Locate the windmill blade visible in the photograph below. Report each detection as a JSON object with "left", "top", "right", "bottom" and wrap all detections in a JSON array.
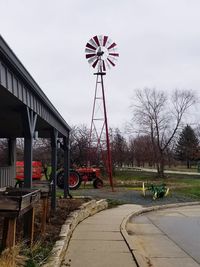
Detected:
[
  {"left": 85, "top": 48, "right": 96, "bottom": 54},
  {"left": 104, "top": 37, "right": 112, "bottom": 48},
  {"left": 107, "top": 42, "right": 117, "bottom": 50},
  {"left": 109, "top": 53, "right": 119, "bottom": 57},
  {"left": 103, "top": 36, "right": 108, "bottom": 47},
  {"left": 105, "top": 59, "right": 111, "bottom": 70},
  {"left": 92, "top": 58, "right": 99, "bottom": 68},
  {"left": 88, "top": 56, "right": 97, "bottom": 64},
  {"left": 102, "top": 60, "right": 106, "bottom": 72},
  {"left": 86, "top": 42, "right": 96, "bottom": 51},
  {"left": 107, "top": 57, "right": 115, "bottom": 67},
  {"left": 89, "top": 38, "right": 98, "bottom": 48},
  {"left": 108, "top": 55, "right": 118, "bottom": 62},
  {"left": 93, "top": 35, "right": 100, "bottom": 47},
  {"left": 86, "top": 53, "right": 97, "bottom": 59},
  {"left": 98, "top": 35, "right": 103, "bottom": 46}
]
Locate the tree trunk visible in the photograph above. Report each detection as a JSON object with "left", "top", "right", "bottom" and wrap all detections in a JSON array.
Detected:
[
  {"left": 187, "top": 159, "right": 190, "bottom": 169},
  {"left": 156, "top": 151, "right": 165, "bottom": 178},
  {"left": 156, "top": 163, "right": 160, "bottom": 176},
  {"left": 160, "top": 158, "right": 165, "bottom": 178}
]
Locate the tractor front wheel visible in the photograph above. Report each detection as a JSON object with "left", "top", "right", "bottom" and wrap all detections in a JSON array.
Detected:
[
  {"left": 69, "top": 171, "right": 82, "bottom": 190},
  {"left": 93, "top": 178, "right": 103, "bottom": 189}
]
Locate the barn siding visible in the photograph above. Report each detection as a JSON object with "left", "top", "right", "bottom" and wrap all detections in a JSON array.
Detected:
[
  {"left": 0, "top": 166, "right": 15, "bottom": 187},
  {"left": 0, "top": 60, "right": 69, "bottom": 137}
]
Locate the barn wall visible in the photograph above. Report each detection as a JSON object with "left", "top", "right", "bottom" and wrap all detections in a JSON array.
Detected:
[{"left": 0, "top": 166, "right": 15, "bottom": 187}]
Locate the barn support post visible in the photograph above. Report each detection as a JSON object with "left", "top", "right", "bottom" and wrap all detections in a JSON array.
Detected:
[
  {"left": 8, "top": 138, "right": 16, "bottom": 182},
  {"left": 51, "top": 128, "right": 58, "bottom": 210},
  {"left": 63, "top": 134, "right": 72, "bottom": 198},
  {"left": 23, "top": 107, "right": 37, "bottom": 188}
]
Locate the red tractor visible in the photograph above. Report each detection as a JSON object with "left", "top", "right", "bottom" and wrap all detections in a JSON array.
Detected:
[
  {"left": 16, "top": 161, "right": 103, "bottom": 190},
  {"left": 57, "top": 167, "right": 103, "bottom": 190}
]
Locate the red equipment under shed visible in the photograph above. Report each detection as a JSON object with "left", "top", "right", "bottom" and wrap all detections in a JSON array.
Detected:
[{"left": 16, "top": 161, "right": 42, "bottom": 181}]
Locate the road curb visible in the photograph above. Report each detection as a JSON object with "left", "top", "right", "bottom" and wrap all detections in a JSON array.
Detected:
[
  {"left": 120, "top": 201, "right": 200, "bottom": 267},
  {"left": 42, "top": 198, "right": 108, "bottom": 267}
]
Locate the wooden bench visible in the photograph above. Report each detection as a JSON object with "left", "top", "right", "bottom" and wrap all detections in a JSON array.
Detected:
[{"left": 0, "top": 188, "right": 40, "bottom": 248}]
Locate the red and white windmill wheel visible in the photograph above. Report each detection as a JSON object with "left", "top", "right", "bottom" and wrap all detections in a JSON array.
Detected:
[{"left": 85, "top": 35, "right": 119, "bottom": 72}]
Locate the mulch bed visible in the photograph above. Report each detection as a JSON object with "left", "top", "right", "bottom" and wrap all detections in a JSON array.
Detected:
[{"left": 34, "top": 198, "right": 88, "bottom": 245}]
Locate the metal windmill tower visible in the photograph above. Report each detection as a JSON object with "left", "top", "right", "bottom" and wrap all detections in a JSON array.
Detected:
[{"left": 85, "top": 35, "right": 119, "bottom": 191}]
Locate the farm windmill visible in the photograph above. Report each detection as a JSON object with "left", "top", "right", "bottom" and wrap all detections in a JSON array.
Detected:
[{"left": 85, "top": 35, "right": 119, "bottom": 191}]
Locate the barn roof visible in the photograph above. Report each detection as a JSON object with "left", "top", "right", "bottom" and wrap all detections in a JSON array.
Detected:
[{"left": 0, "top": 35, "right": 70, "bottom": 138}]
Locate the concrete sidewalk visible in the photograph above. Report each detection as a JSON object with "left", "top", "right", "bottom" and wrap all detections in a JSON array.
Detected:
[
  {"left": 61, "top": 204, "right": 141, "bottom": 267},
  {"left": 61, "top": 203, "right": 200, "bottom": 267}
]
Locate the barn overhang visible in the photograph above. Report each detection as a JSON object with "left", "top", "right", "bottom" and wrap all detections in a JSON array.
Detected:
[
  {"left": 0, "top": 35, "right": 70, "bottom": 138},
  {"left": 0, "top": 36, "right": 71, "bottom": 203}
]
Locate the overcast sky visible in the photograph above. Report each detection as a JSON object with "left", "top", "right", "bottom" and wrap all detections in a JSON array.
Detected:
[{"left": 0, "top": 0, "right": 200, "bottom": 130}]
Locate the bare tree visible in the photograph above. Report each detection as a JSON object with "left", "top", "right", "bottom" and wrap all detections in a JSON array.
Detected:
[
  {"left": 111, "top": 128, "right": 128, "bottom": 167},
  {"left": 70, "top": 124, "right": 90, "bottom": 166},
  {"left": 133, "top": 135, "right": 155, "bottom": 167},
  {"left": 132, "top": 88, "right": 196, "bottom": 177},
  {"left": 0, "top": 139, "right": 9, "bottom": 166},
  {"left": 33, "top": 138, "right": 51, "bottom": 164}
]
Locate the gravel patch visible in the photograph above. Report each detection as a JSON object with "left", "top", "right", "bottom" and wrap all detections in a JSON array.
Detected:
[{"left": 68, "top": 187, "right": 195, "bottom": 207}]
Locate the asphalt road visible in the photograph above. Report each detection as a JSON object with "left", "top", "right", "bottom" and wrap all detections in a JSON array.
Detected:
[{"left": 128, "top": 205, "right": 200, "bottom": 265}]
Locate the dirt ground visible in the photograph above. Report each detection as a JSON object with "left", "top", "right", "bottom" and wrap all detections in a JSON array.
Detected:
[{"left": 34, "top": 198, "right": 87, "bottom": 245}]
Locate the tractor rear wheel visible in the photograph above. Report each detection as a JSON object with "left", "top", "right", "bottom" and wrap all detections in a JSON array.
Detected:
[
  {"left": 93, "top": 178, "right": 103, "bottom": 189},
  {"left": 57, "top": 170, "right": 81, "bottom": 190}
]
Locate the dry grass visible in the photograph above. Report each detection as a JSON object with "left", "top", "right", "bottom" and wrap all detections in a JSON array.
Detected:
[{"left": 0, "top": 244, "right": 28, "bottom": 267}]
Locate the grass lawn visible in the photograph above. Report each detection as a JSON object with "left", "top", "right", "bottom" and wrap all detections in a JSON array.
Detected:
[
  {"left": 112, "top": 169, "right": 200, "bottom": 199},
  {"left": 71, "top": 169, "right": 200, "bottom": 200}
]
